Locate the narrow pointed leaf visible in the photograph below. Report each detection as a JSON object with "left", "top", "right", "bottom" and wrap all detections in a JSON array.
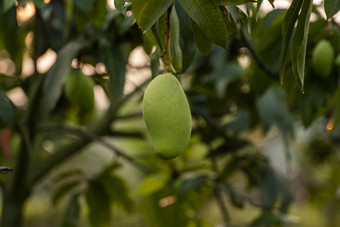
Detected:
[
  {"left": 191, "top": 19, "right": 212, "bottom": 56},
  {"left": 62, "top": 193, "right": 81, "bottom": 227},
  {"left": 0, "top": 91, "right": 13, "bottom": 128},
  {"left": 279, "top": 0, "right": 303, "bottom": 83},
  {"left": 169, "top": 6, "right": 183, "bottom": 72},
  {"left": 131, "top": 0, "right": 147, "bottom": 24},
  {"left": 99, "top": 39, "right": 126, "bottom": 98},
  {"left": 42, "top": 40, "right": 82, "bottom": 115},
  {"left": 138, "top": 0, "right": 174, "bottom": 32},
  {"left": 291, "top": 0, "right": 313, "bottom": 90},
  {"left": 52, "top": 180, "right": 81, "bottom": 206},
  {"left": 324, "top": 0, "right": 340, "bottom": 20},
  {"left": 178, "top": 0, "right": 228, "bottom": 49},
  {"left": 85, "top": 182, "right": 111, "bottom": 227},
  {"left": 114, "top": 0, "right": 130, "bottom": 17},
  {"left": 216, "top": 0, "right": 256, "bottom": 5}
]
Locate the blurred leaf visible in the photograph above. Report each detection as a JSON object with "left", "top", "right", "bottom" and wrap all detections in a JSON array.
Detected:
[
  {"left": 142, "top": 30, "right": 158, "bottom": 54},
  {"left": 216, "top": 0, "right": 256, "bottom": 5},
  {"left": 100, "top": 174, "right": 135, "bottom": 213},
  {"left": 151, "top": 47, "right": 161, "bottom": 78},
  {"left": 52, "top": 180, "right": 81, "bottom": 206},
  {"left": 324, "top": 0, "right": 340, "bottom": 20},
  {"left": 42, "top": 40, "right": 82, "bottom": 116},
  {"left": 333, "top": 86, "right": 340, "bottom": 127},
  {"left": 137, "top": 174, "right": 168, "bottom": 195},
  {"left": 208, "top": 138, "right": 249, "bottom": 158},
  {"left": 279, "top": 0, "right": 303, "bottom": 83},
  {"left": 2, "top": 0, "right": 15, "bottom": 13},
  {"left": 0, "top": 91, "right": 14, "bottom": 129},
  {"left": 169, "top": 5, "right": 183, "bottom": 72},
  {"left": 256, "top": 86, "right": 293, "bottom": 132},
  {"left": 99, "top": 39, "right": 126, "bottom": 98},
  {"left": 62, "top": 193, "right": 81, "bottom": 227},
  {"left": 178, "top": 175, "right": 209, "bottom": 193},
  {"left": 228, "top": 110, "right": 250, "bottom": 133},
  {"left": 137, "top": 0, "right": 174, "bottom": 32},
  {"left": 250, "top": 211, "right": 284, "bottom": 226},
  {"left": 90, "top": 0, "right": 107, "bottom": 27},
  {"left": 178, "top": 0, "right": 228, "bottom": 49},
  {"left": 175, "top": 1, "right": 196, "bottom": 71},
  {"left": 74, "top": 0, "right": 94, "bottom": 14},
  {"left": 300, "top": 87, "right": 326, "bottom": 127},
  {"left": 291, "top": 0, "right": 313, "bottom": 90},
  {"left": 85, "top": 182, "right": 111, "bottom": 227},
  {"left": 114, "top": 0, "right": 130, "bottom": 17},
  {"left": 191, "top": 19, "right": 212, "bottom": 56},
  {"left": 258, "top": 164, "right": 278, "bottom": 209},
  {"left": 206, "top": 63, "right": 243, "bottom": 98},
  {"left": 53, "top": 169, "right": 84, "bottom": 183}
]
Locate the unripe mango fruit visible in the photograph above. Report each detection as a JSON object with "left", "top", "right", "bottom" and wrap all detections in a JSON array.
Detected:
[
  {"left": 142, "top": 73, "right": 192, "bottom": 159},
  {"left": 312, "top": 40, "right": 334, "bottom": 77},
  {"left": 65, "top": 70, "right": 95, "bottom": 111}
]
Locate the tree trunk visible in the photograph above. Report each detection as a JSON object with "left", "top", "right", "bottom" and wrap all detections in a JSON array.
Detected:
[{"left": 0, "top": 194, "right": 26, "bottom": 227}]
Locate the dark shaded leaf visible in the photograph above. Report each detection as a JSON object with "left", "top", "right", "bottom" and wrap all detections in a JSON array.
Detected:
[
  {"left": 169, "top": 5, "right": 183, "bottom": 72},
  {"left": 178, "top": 0, "right": 228, "bottom": 49},
  {"left": 53, "top": 169, "right": 84, "bottom": 183},
  {"left": 324, "top": 0, "right": 340, "bottom": 20},
  {"left": 250, "top": 211, "right": 284, "bottom": 226},
  {"left": 216, "top": 0, "right": 256, "bottom": 5},
  {"left": 0, "top": 91, "right": 14, "bottom": 128},
  {"left": 42, "top": 40, "right": 82, "bottom": 115},
  {"left": 99, "top": 39, "right": 126, "bottom": 98},
  {"left": 52, "top": 180, "right": 81, "bottom": 206},
  {"left": 101, "top": 174, "right": 135, "bottom": 213},
  {"left": 85, "top": 182, "right": 111, "bottom": 227},
  {"left": 279, "top": 0, "right": 303, "bottom": 83},
  {"left": 291, "top": 0, "right": 313, "bottom": 90},
  {"left": 191, "top": 19, "right": 212, "bottom": 56},
  {"left": 62, "top": 193, "right": 81, "bottom": 227},
  {"left": 137, "top": 0, "right": 174, "bottom": 32}
]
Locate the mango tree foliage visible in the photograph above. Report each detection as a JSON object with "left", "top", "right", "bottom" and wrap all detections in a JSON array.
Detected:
[{"left": 0, "top": 0, "right": 340, "bottom": 227}]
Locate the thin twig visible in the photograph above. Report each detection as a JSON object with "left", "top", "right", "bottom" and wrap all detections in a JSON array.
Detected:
[
  {"left": 240, "top": 29, "right": 279, "bottom": 81},
  {"left": 40, "top": 125, "right": 154, "bottom": 174},
  {"left": 211, "top": 156, "right": 231, "bottom": 226}
]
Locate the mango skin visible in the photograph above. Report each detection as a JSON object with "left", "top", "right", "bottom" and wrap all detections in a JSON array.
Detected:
[
  {"left": 142, "top": 73, "right": 192, "bottom": 159},
  {"left": 312, "top": 40, "right": 334, "bottom": 77}
]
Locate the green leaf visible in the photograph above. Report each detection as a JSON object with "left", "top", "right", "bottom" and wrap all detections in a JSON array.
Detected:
[
  {"left": 150, "top": 48, "right": 161, "bottom": 78},
  {"left": 325, "top": 0, "right": 340, "bottom": 20},
  {"left": 0, "top": 91, "right": 14, "bottom": 128},
  {"left": 291, "top": 0, "right": 313, "bottom": 91},
  {"left": 138, "top": 0, "right": 174, "bottom": 32},
  {"left": 114, "top": 0, "right": 130, "bottom": 17},
  {"left": 53, "top": 170, "right": 84, "bottom": 183},
  {"left": 191, "top": 19, "right": 212, "bottom": 56},
  {"left": 251, "top": 211, "right": 284, "bottom": 226},
  {"left": 52, "top": 180, "right": 81, "bottom": 206},
  {"left": 100, "top": 174, "right": 135, "bottom": 213},
  {"left": 256, "top": 86, "right": 292, "bottom": 132},
  {"left": 85, "top": 182, "right": 111, "bottom": 227},
  {"left": 99, "top": 39, "right": 126, "bottom": 98},
  {"left": 178, "top": 0, "right": 228, "bottom": 49},
  {"left": 137, "top": 174, "right": 168, "bottom": 195},
  {"left": 131, "top": 0, "right": 148, "bottom": 24},
  {"left": 216, "top": 0, "right": 256, "bottom": 5},
  {"left": 178, "top": 175, "right": 209, "bottom": 193},
  {"left": 169, "top": 6, "right": 183, "bottom": 72},
  {"left": 62, "top": 193, "right": 81, "bottom": 227},
  {"left": 279, "top": 0, "right": 303, "bottom": 83},
  {"left": 256, "top": 0, "right": 263, "bottom": 18},
  {"left": 42, "top": 40, "right": 82, "bottom": 115},
  {"left": 2, "top": 0, "right": 15, "bottom": 13}
]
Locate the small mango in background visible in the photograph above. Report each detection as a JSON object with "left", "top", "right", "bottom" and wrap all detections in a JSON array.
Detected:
[
  {"left": 65, "top": 69, "right": 95, "bottom": 112},
  {"left": 312, "top": 40, "right": 334, "bottom": 77},
  {"left": 142, "top": 73, "right": 192, "bottom": 160}
]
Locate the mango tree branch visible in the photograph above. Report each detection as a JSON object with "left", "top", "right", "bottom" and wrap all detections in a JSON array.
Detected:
[{"left": 27, "top": 78, "right": 151, "bottom": 188}]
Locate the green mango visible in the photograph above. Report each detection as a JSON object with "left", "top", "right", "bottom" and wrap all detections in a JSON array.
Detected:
[
  {"left": 312, "top": 40, "right": 334, "bottom": 77},
  {"left": 64, "top": 69, "right": 95, "bottom": 111},
  {"left": 142, "top": 73, "right": 192, "bottom": 159}
]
